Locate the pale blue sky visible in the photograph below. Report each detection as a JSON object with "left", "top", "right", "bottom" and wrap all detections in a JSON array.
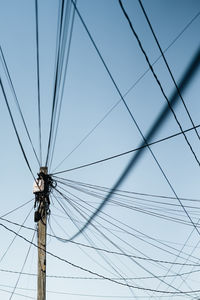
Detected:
[{"left": 0, "top": 0, "right": 200, "bottom": 299}]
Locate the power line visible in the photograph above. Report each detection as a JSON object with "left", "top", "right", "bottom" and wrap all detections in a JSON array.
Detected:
[
  {"left": 0, "top": 199, "right": 33, "bottom": 218},
  {"left": 0, "top": 78, "right": 35, "bottom": 180},
  {"left": 0, "top": 267, "right": 199, "bottom": 280},
  {"left": 46, "top": 0, "right": 73, "bottom": 167},
  {"left": 53, "top": 188, "right": 199, "bottom": 296},
  {"left": 1, "top": 221, "right": 200, "bottom": 295},
  {"left": 2, "top": 215, "right": 199, "bottom": 264},
  {"left": 53, "top": 7, "right": 200, "bottom": 173},
  {"left": 55, "top": 178, "right": 200, "bottom": 208},
  {"left": 0, "top": 208, "right": 33, "bottom": 264},
  {"left": 9, "top": 229, "right": 36, "bottom": 300},
  {"left": 49, "top": 0, "right": 76, "bottom": 170},
  {"left": 53, "top": 187, "right": 200, "bottom": 264},
  {"left": 53, "top": 0, "right": 200, "bottom": 241},
  {"left": 0, "top": 46, "right": 40, "bottom": 166},
  {"left": 51, "top": 123, "right": 200, "bottom": 175},
  {"left": 45, "top": 0, "right": 65, "bottom": 166},
  {"left": 138, "top": 0, "right": 200, "bottom": 142},
  {"left": 119, "top": 0, "right": 200, "bottom": 168},
  {"left": 35, "top": 0, "right": 42, "bottom": 165}
]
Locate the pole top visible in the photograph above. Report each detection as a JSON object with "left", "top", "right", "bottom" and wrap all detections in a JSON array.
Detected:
[{"left": 40, "top": 167, "right": 48, "bottom": 174}]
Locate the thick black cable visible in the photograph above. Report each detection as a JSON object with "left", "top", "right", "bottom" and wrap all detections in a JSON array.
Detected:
[
  {"left": 48, "top": 0, "right": 73, "bottom": 168},
  {"left": 54, "top": 186, "right": 200, "bottom": 263},
  {"left": 55, "top": 186, "right": 200, "bottom": 265},
  {"left": 55, "top": 186, "right": 191, "bottom": 281},
  {"left": 56, "top": 179, "right": 200, "bottom": 211},
  {"left": 45, "top": 0, "right": 65, "bottom": 166},
  {"left": 53, "top": 188, "right": 198, "bottom": 297},
  {"left": 57, "top": 1, "right": 200, "bottom": 243},
  {"left": 138, "top": 0, "right": 200, "bottom": 142},
  {"left": 54, "top": 177, "right": 200, "bottom": 203},
  {"left": 2, "top": 214, "right": 199, "bottom": 264},
  {"left": 119, "top": 0, "right": 200, "bottom": 167},
  {"left": 2, "top": 223, "right": 200, "bottom": 294},
  {"left": 35, "top": 0, "right": 42, "bottom": 165},
  {"left": 0, "top": 79, "right": 35, "bottom": 180},
  {"left": 52, "top": 123, "right": 200, "bottom": 175},
  {"left": 0, "top": 46, "right": 40, "bottom": 166},
  {"left": 56, "top": 182, "right": 200, "bottom": 227},
  {"left": 49, "top": 0, "right": 76, "bottom": 170},
  {"left": 53, "top": 195, "right": 138, "bottom": 297},
  {"left": 66, "top": 4, "right": 200, "bottom": 240},
  {"left": 53, "top": 5, "right": 200, "bottom": 173}
]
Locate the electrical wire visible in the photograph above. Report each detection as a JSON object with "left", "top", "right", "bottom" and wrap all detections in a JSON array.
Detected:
[
  {"left": 35, "top": 0, "right": 42, "bottom": 165},
  {"left": 118, "top": 0, "right": 200, "bottom": 167},
  {"left": 53, "top": 186, "right": 200, "bottom": 264},
  {"left": 49, "top": 0, "right": 77, "bottom": 170},
  {"left": 0, "top": 78, "right": 35, "bottom": 180},
  {"left": 2, "top": 215, "right": 199, "bottom": 264},
  {"left": 45, "top": 0, "right": 65, "bottom": 166},
  {"left": 56, "top": 0, "right": 200, "bottom": 241},
  {"left": 138, "top": 0, "right": 200, "bottom": 143},
  {"left": 53, "top": 7, "right": 200, "bottom": 173},
  {"left": 46, "top": 0, "right": 73, "bottom": 167},
  {"left": 0, "top": 199, "right": 33, "bottom": 218},
  {"left": 0, "top": 46, "right": 40, "bottom": 166},
  {"left": 51, "top": 123, "right": 200, "bottom": 175},
  {"left": 0, "top": 267, "right": 199, "bottom": 281},
  {"left": 0, "top": 208, "right": 33, "bottom": 264},
  {"left": 53, "top": 188, "right": 197, "bottom": 296},
  {"left": 54, "top": 177, "right": 200, "bottom": 203},
  {"left": 9, "top": 228, "right": 36, "bottom": 300},
  {"left": 3, "top": 222, "right": 200, "bottom": 294}
]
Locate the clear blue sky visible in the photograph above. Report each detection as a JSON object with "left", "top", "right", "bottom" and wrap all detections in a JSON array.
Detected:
[{"left": 0, "top": 0, "right": 200, "bottom": 299}]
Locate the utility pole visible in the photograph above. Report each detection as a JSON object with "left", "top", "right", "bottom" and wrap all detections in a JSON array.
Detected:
[{"left": 36, "top": 166, "right": 48, "bottom": 300}]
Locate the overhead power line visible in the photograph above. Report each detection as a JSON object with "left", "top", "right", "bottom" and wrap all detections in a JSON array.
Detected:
[
  {"left": 1, "top": 267, "right": 199, "bottom": 280},
  {"left": 119, "top": 0, "right": 200, "bottom": 168},
  {"left": 35, "top": 0, "right": 42, "bottom": 165},
  {"left": 138, "top": 0, "right": 200, "bottom": 142},
  {"left": 0, "top": 46, "right": 40, "bottom": 166},
  {"left": 53, "top": 6, "right": 200, "bottom": 173},
  {"left": 0, "top": 79, "right": 35, "bottom": 180},
  {"left": 52, "top": 123, "right": 200, "bottom": 175},
  {"left": 1, "top": 222, "right": 200, "bottom": 295},
  {"left": 59, "top": 0, "right": 200, "bottom": 241}
]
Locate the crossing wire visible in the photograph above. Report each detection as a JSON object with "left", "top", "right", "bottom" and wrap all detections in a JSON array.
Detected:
[
  {"left": 138, "top": 0, "right": 200, "bottom": 142},
  {"left": 119, "top": 0, "right": 200, "bottom": 168},
  {"left": 0, "top": 46, "right": 40, "bottom": 166},
  {"left": 59, "top": 0, "right": 200, "bottom": 241},
  {"left": 53, "top": 7, "right": 200, "bottom": 173},
  {"left": 53, "top": 188, "right": 199, "bottom": 297},
  {"left": 0, "top": 78, "right": 35, "bottom": 180},
  {"left": 46, "top": 0, "right": 73, "bottom": 167},
  {"left": 49, "top": 0, "right": 76, "bottom": 170},
  {"left": 45, "top": 0, "right": 65, "bottom": 166},
  {"left": 35, "top": 0, "right": 42, "bottom": 165},
  {"left": 9, "top": 229, "right": 36, "bottom": 300},
  {"left": 51, "top": 123, "right": 200, "bottom": 175},
  {"left": 2, "top": 215, "right": 200, "bottom": 265},
  {"left": 0, "top": 267, "right": 199, "bottom": 280},
  {"left": 2, "top": 221, "right": 200, "bottom": 295}
]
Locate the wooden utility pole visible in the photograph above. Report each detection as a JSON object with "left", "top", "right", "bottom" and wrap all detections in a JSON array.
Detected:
[{"left": 37, "top": 166, "right": 48, "bottom": 300}]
